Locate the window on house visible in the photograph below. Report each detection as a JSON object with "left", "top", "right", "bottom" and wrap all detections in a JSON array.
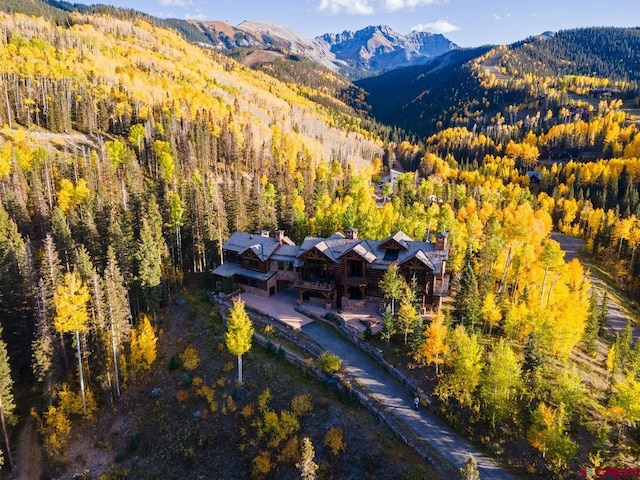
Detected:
[
  {"left": 383, "top": 249, "right": 399, "bottom": 261},
  {"left": 287, "top": 262, "right": 293, "bottom": 271},
  {"left": 348, "top": 260, "right": 363, "bottom": 278},
  {"left": 278, "top": 262, "right": 285, "bottom": 270}
]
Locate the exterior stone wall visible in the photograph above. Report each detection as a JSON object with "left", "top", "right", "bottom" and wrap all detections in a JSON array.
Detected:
[{"left": 342, "top": 297, "right": 366, "bottom": 311}]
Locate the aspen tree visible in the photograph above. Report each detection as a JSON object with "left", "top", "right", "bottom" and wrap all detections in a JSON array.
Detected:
[
  {"left": 54, "top": 271, "right": 90, "bottom": 413},
  {"left": 225, "top": 299, "right": 253, "bottom": 384}
]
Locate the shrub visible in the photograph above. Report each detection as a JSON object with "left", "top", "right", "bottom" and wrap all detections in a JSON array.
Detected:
[
  {"left": 317, "top": 352, "right": 341, "bottom": 374},
  {"left": 176, "top": 390, "right": 189, "bottom": 402},
  {"left": 179, "top": 345, "right": 200, "bottom": 371},
  {"left": 168, "top": 355, "right": 180, "bottom": 371},
  {"left": 279, "top": 436, "right": 301, "bottom": 465},
  {"left": 290, "top": 394, "right": 313, "bottom": 418},
  {"left": 324, "top": 427, "right": 346, "bottom": 456},
  {"left": 263, "top": 324, "right": 276, "bottom": 337},
  {"left": 240, "top": 403, "right": 255, "bottom": 420},
  {"left": 251, "top": 451, "right": 273, "bottom": 479}
]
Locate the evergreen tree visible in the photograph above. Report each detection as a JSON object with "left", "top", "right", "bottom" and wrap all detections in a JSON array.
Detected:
[
  {"left": 458, "top": 455, "right": 480, "bottom": 480},
  {"left": 104, "top": 247, "right": 132, "bottom": 400},
  {"left": 582, "top": 292, "right": 601, "bottom": 356},
  {"left": 455, "top": 248, "right": 481, "bottom": 331},
  {"left": 0, "top": 327, "right": 15, "bottom": 469}
]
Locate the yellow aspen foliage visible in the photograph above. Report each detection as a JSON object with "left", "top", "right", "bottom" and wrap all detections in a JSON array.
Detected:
[
  {"left": 0, "top": 142, "right": 11, "bottom": 178},
  {"left": 129, "top": 314, "right": 157, "bottom": 375},
  {"left": 53, "top": 271, "right": 89, "bottom": 334},
  {"left": 414, "top": 312, "right": 450, "bottom": 375},
  {"left": 57, "top": 383, "right": 96, "bottom": 418},
  {"left": 179, "top": 344, "right": 200, "bottom": 371},
  {"left": 37, "top": 405, "right": 71, "bottom": 461},
  {"left": 57, "top": 178, "right": 90, "bottom": 214},
  {"left": 609, "top": 375, "right": 640, "bottom": 432},
  {"left": 481, "top": 292, "right": 502, "bottom": 334},
  {"left": 527, "top": 402, "right": 576, "bottom": 465}
]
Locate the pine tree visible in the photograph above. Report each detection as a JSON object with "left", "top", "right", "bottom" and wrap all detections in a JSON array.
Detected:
[
  {"left": 582, "top": 292, "right": 600, "bottom": 356},
  {"left": 0, "top": 327, "right": 15, "bottom": 469},
  {"left": 225, "top": 299, "right": 254, "bottom": 384},
  {"left": 458, "top": 455, "right": 480, "bottom": 480},
  {"left": 104, "top": 247, "right": 132, "bottom": 399},
  {"left": 455, "top": 248, "right": 481, "bottom": 331}
]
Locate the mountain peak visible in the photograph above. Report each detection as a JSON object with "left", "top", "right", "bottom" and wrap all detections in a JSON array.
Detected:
[{"left": 319, "top": 24, "right": 458, "bottom": 74}]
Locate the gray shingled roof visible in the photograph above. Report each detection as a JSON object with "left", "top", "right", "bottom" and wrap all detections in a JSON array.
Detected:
[
  {"left": 212, "top": 262, "right": 276, "bottom": 282},
  {"left": 223, "top": 232, "right": 292, "bottom": 262},
  {"left": 297, "top": 230, "right": 448, "bottom": 274}
]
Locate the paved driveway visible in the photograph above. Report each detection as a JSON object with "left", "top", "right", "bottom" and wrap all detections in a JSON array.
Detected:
[
  {"left": 302, "top": 322, "right": 517, "bottom": 480},
  {"left": 242, "top": 289, "right": 518, "bottom": 479}
]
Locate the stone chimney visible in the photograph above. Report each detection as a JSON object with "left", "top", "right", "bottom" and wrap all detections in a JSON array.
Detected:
[
  {"left": 435, "top": 232, "right": 448, "bottom": 251},
  {"left": 344, "top": 228, "right": 358, "bottom": 240},
  {"left": 275, "top": 230, "right": 285, "bottom": 243},
  {"left": 260, "top": 230, "right": 270, "bottom": 238}
]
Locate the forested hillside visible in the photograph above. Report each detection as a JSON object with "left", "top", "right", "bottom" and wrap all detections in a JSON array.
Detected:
[
  {"left": 357, "top": 27, "right": 640, "bottom": 138},
  {"left": 1, "top": 3, "right": 640, "bottom": 479}
]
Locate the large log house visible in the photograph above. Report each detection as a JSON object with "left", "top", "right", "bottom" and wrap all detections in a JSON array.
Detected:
[{"left": 213, "top": 228, "right": 450, "bottom": 312}]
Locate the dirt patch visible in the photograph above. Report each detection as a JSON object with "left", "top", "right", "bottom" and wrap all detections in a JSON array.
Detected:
[
  {"left": 242, "top": 49, "right": 286, "bottom": 68},
  {"left": 14, "top": 417, "right": 42, "bottom": 480}
]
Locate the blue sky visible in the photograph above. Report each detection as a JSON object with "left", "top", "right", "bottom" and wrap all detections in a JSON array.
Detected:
[{"left": 71, "top": 0, "right": 639, "bottom": 47}]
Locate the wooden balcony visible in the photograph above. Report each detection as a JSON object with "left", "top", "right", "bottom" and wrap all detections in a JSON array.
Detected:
[{"left": 295, "top": 279, "right": 335, "bottom": 292}]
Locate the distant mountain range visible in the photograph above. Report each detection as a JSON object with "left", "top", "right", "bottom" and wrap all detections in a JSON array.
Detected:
[{"left": 186, "top": 21, "right": 458, "bottom": 77}]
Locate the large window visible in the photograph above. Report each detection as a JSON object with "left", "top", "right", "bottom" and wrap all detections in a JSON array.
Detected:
[
  {"left": 407, "top": 268, "right": 426, "bottom": 285},
  {"left": 348, "top": 260, "right": 363, "bottom": 278},
  {"left": 303, "top": 259, "right": 329, "bottom": 281}
]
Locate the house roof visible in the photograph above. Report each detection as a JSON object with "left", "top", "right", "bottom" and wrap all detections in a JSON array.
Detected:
[
  {"left": 297, "top": 230, "right": 448, "bottom": 274},
  {"left": 223, "top": 231, "right": 293, "bottom": 262},
  {"left": 212, "top": 262, "right": 276, "bottom": 282},
  {"left": 271, "top": 244, "right": 301, "bottom": 262}
]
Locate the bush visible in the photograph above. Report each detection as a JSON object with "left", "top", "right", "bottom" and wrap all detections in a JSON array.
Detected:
[
  {"left": 168, "top": 355, "right": 180, "bottom": 371},
  {"left": 176, "top": 390, "right": 189, "bottom": 402},
  {"left": 263, "top": 324, "right": 276, "bottom": 337},
  {"left": 279, "top": 436, "right": 301, "bottom": 465},
  {"left": 324, "top": 427, "right": 346, "bottom": 456},
  {"left": 290, "top": 394, "right": 313, "bottom": 418},
  {"left": 251, "top": 451, "right": 273, "bottom": 479},
  {"left": 317, "top": 352, "right": 341, "bottom": 374},
  {"left": 179, "top": 344, "right": 200, "bottom": 371}
]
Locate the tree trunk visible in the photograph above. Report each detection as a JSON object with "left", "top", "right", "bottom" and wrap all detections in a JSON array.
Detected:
[
  {"left": 237, "top": 354, "right": 243, "bottom": 384},
  {"left": 109, "top": 303, "right": 121, "bottom": 401},
  {"left": 75, "top": 331, "right": 87, "bottom": 414}
]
